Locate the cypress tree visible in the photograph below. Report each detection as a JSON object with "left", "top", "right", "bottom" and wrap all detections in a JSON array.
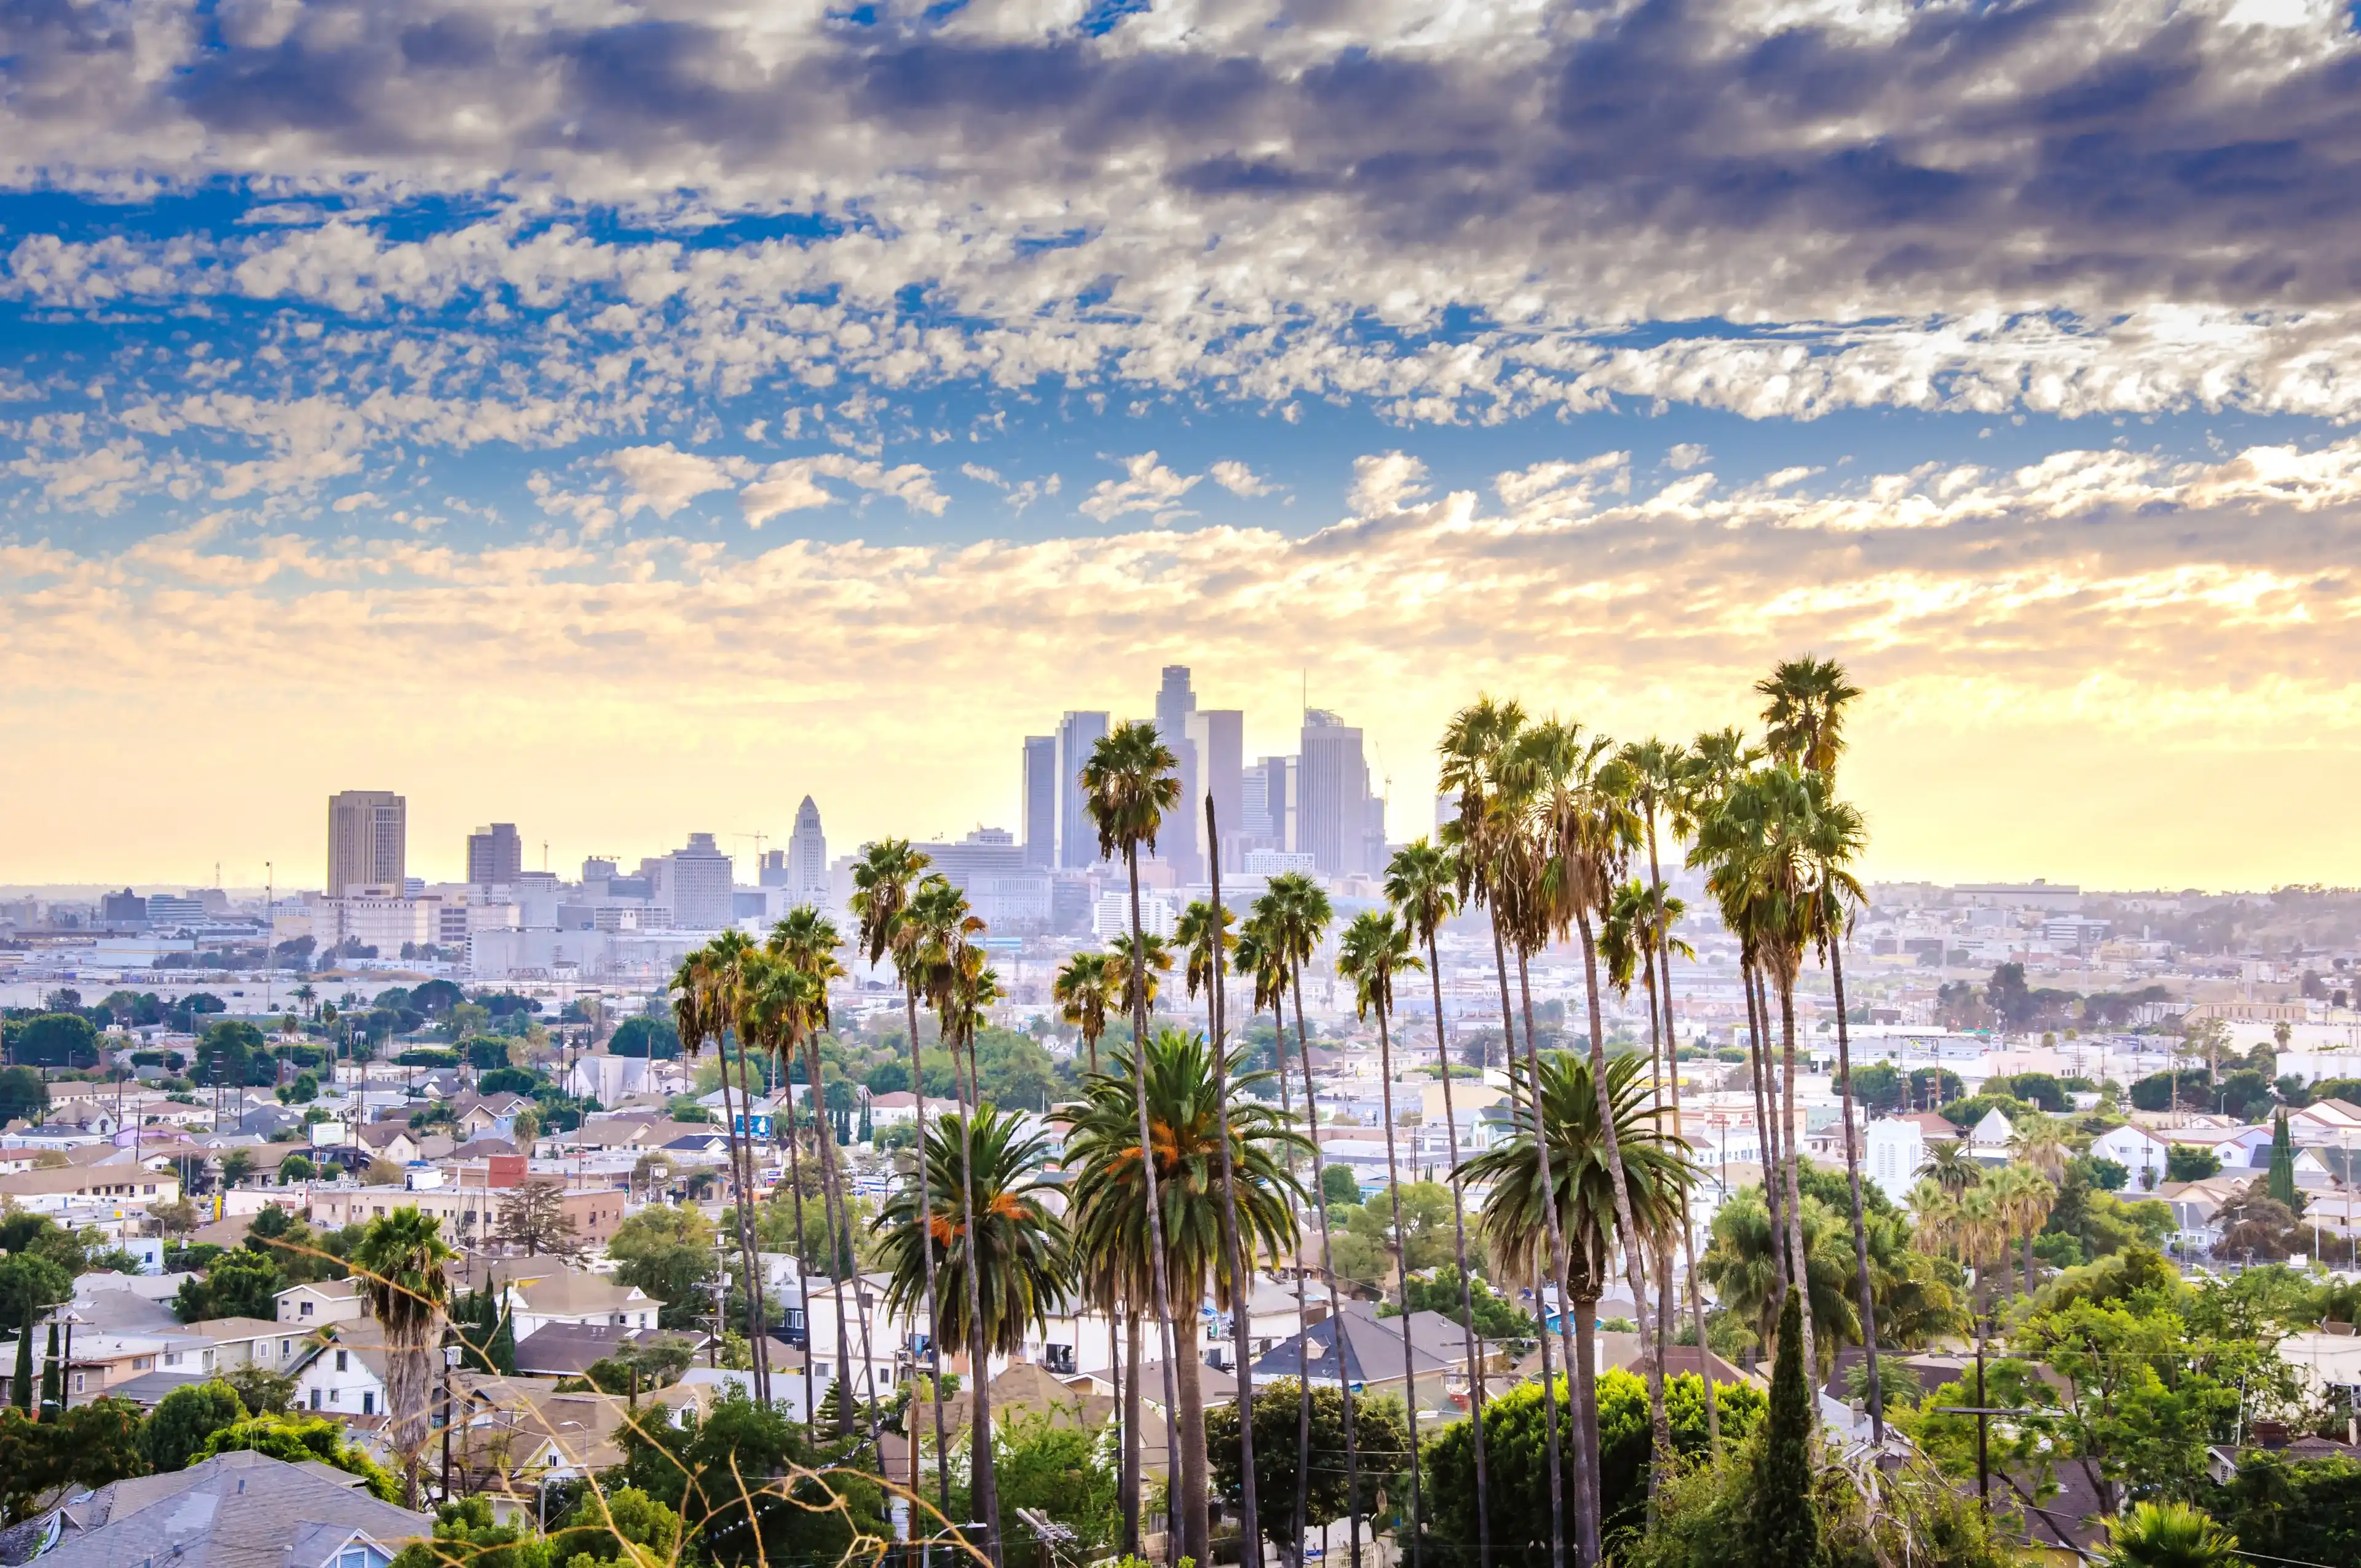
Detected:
[
  {"left": 487, "top": 1277, "right": 516, "bottom": 1376},
  {"left": 10, "top": 1305, "right": 31, "bottom": 1412},
  {"left": 38, "top": 1320, "right": 61, "bottom": 1419},
  {"left": 1754, "top": 1289, "right": 1819, "bottom": 1568},
  {"left": 2269, "top": 1112, "right": 2299, "bottom": 1210}
]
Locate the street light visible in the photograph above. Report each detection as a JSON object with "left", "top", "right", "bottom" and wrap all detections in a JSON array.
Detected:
[{"left": 443, "top": 1342, "right": 464, "bottom": 1503}]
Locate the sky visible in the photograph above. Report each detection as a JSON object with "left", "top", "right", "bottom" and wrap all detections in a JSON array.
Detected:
[{"left": 5, "top": 0, "right": 2361, "bottom": 892}]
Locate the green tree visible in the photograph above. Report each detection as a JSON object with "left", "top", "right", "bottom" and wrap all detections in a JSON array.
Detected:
[
  {"left": 2266, "top": 1114, "right": 2298, "bottom": 1208},
  {"left": 609, "top": 1203, "right": 719, "bottom": 1330},
  {"left": 0, "top": 1066, "right": 44, "bottom": 1122},
  {"left": 1391, "top": 1264, "right": 1535, "bottom": 1339},
  {"left": 141, "top": 1379, "right": 248, "bottom": 1471},
  {"left": 1323, "top": 1163, "right": 1364, "bottom": 1208},
  {"left": 175, "top": 1252, "right": 284, "bottom": 1321},
  {"left": 1754, "top": 1291, "right": 1819, "bottom": 1568},
  {"left": 2165, "top": 1144, "right": 2222, "bottom": 1182},
  {"left": 2095, "top": 1500, "right": 2238, "bottom": 1568},
  {"left": 7, "top": 1013, "right": 99, "bottom": 1068},
  {"left": 0, "top": 1253, "right": 72, "bottom": 1332},
  {"left": 1204, "top": 1379, "right": 1410, "bottom": 1562},
  {"left": 198, "top": 1412, "right": 401, "bottom": 1500},
  {"left": 0, "top": 1398, "right": 148, "bottom": 1524},
  {"left": 2205, "top": 1452, "right": 2361, "bottom": 1566},
  {"left": 221, "top": 1362, "right": 297, "bottom": 1415},
  {"left": 349, "top": 1206, "right": 454, "bottom": 1505},
  {"left": 995, "top": 1410, "right": 1122, "bottom": 1568},
  {"left": 609, "top": 1015, "right": 681, "bottom": 1058},
  {"left": 608, "top": 1389, "right": 887, "bottom": 1567}
]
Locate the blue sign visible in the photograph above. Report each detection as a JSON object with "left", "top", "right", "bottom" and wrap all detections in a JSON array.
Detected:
[{"left": 734, "top": 1114, "right": 773, "bottom": 1137}]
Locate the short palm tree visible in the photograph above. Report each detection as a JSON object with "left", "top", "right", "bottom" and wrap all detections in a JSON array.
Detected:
[
  {"left": 1066, "top": 1028, "right": 1307, "bottom": 1568},
  {"left": 1105, "top": 931, "right": 1173, "bottom": 1030},
  {"left": 1460, "top": 1048, "right": 1693, "bottom": 1556},
  {"left": 1083, "top": 720, "right": 1188, "bottom": 1562},
  {"left": 873, "top": 1103, "right": 1075, "bottom": 1479},
  {"left": 2009, "top": 1112, "right": 2071, "bottom": 1182},
  {"left": 1916, "top": 1140, "right": 1983, "bottom": 1195},
  {"left": 1986, "top": 1163, "right": 2056, "bottom": 1299},
  {"left": 1696, "top": 1186, "right": 1861, "bottom": 1372},
  {"left": 1053, "top": 951, "right": 1118, "bottom": 1075},
  {"left": 349, "top": 1206, "right": 454, "bottom": 1505},
  {"left": 2095, "top": 1501, "right": 2239, "bottom": 1568}
]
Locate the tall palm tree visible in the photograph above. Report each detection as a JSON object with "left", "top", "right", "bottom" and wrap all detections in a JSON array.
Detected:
[
  {"left": 1335, "top": 908, "right": 1428, "bottom": 1568},
  {"left": 674, "top": 940, "right": 769, "bottom": 1401},
  {"left": 1987, "top": 1164, "right": 2055, "bottom": 1299},
  {"left": 874, "top": 1102, "right": 1075, "bottom": 1494},
  {"left": 1383, "top": 838, "right": 1492, "bottom": 1566},
  {"left": 1441, "top": 697, "right": 1570, "bottom": 1568},
  {"left": 850, "top": 838, "right": 951, "bottom": 1512},
  {"left": 349, "top": 1206, "right": 454, "bottom": 1506},
  {"left": 1054, "top": 951, "right": 1118, "bottom": 1075},
  {"left": 1200, "top": 799, "right": 1261, "bottom": 1567},
  {"left": 1756, "top": 655, "right": 1864, "bottom": 780},
  {"left": 1254, "top": 870, "right": 1359, "bottom": 1568},
  {"left": 906, "top": 873, "right": 1006, "bottom": 1558},
  {"left": 1082, "top": 720, "right": 1188, "bottom": 1560},
  {"left": 1460, "top": 1050, "right": 1693, "bottom": 1556},
  {"left": 740, "top": 952, "right": 826, "bottom": 1433},
  {"left": 1105, "top": 931, "right": 1174, "bottom": 1040},
  {"left": 1176, "top": 900, "right": 1236, "bottom": 1019},
  {"left": 1067, "top": 1028, "right": 1308, "bottom": 1568},
  {"left": 1519, "top": 718, "right": 1670, "bottom": 1528}
]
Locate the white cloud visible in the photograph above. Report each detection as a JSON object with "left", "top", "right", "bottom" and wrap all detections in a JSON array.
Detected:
[
  {"left": 1348, "top": 452, "right": 1431, "bottom": 518},
  {"left": 1210, "top": 460, "right": 1276, "bottom": 497},
  {"left": 1082, "top": 452, "right": 1200, "bottom": 523},
  {"left": 1666, "top": 443, "right": 1710, "bottom": 472},
  {"left": 604, "top": 444, "right": 740, "bottom": 519}
]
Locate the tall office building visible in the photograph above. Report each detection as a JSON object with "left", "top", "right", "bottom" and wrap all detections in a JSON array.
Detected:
[
  {"left": 1021, "top": 735, "right": 1059, "bottom": 868},
  {"left": 1242, "top": 755, "right": 1296, "bottom": 850},
  {"left": 1155, "top": 666, "right": 1201, "bottom": 879},
  {"left": 327, "top": 790, "right": 406, "bottom": 895},
  {"left": 1186, "top": 708, "right": 1245, "bottom": 869},
  {"left": 758, "top": 849, "right": 790, "bottom": 887},
  {"left": 655, "top": 833, "right": 735, "bottom": 929},
  {"left": 467, "top": 823, "right": 524, "bottom": 886},
  {"left": 1299, "top": 711, "right": 1376, "bottom": 879},
  {"left": 1056, "top": 710, "right": 1111, "bottom": 868},
  {"left": 786, "top": 797, "right": 828, "bottom": 895}
]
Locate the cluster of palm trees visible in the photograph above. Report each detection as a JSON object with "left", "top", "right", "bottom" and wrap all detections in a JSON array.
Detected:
[
  {"left": 1912, "top": 1128, "right": 2062, "bottom": 1309},
  {"left": 641, "top": 659, "right": 1891, "bottom": 1568}
]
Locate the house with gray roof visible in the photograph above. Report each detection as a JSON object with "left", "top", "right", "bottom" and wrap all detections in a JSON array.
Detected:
[{"left": 18, "top": 1447, "right": 427, "bottom": 1568}]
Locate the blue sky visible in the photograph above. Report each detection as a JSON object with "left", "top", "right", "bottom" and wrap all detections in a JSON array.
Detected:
[{"left": 4, "top": 0, "right": 2361, "bottom": 889}]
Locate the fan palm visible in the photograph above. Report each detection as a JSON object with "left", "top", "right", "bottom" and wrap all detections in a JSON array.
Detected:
[
  {"left": 1460, "top": 1048, "right": 1693, "bottom": 1558},
  {"left": 673, "top": 938, "right": 770, "bottom": 1400},
  {"left": 1916, "top": 1141, "right": 1983, "bottom": 1195},
  {"left": 1383, "top": 837, "right": 1493, "bottom": 1563},
  {"left": 873, "top": 1103, "right": 1074, "bottom": 1423},
  {"left": 850, "top": 837, "right": 950, "bottom": 1509},
  {"left": 1334, "top": 908, "right": 1429, "bottom": 1568},
  {"left": 1695, "top": 1187, "right": 1861, "bottom": 1373},
  {"left": 1066, "top": 1028, "right": 1308, "bottom": 1568},
  {"left": 349, "top": 1206, "right": 454, "bottom": 1505},
  {"left": 2010, "top": 1112, "right": 2071, "bottom": 1182},
  {"left": 1054, "top": 951, "right": 1118, "bottom": 1076},
  {"left": 1757, "top": 655, "right": 1864, "bottom": 780},
  {"left": 1175, "top": 899, "right": 1236, "bottom": 1017},
  {"left": 2094, "top": 1501, "right": 2240, "bottom": 1568},
  {"left": 1440, "top": 695, "right": 1570, "bottom": 1568},
  {"left": 740, "top": 953, "right": 828, "bottom": 1431},
  {"left": 1251, "top": 870, "right": 1358, "bottom": 1568},
  {"left": 1517, "top": 717, "right": 1671, "bottom": 1524},
  {"left": 1987, "top": 1163, "right": 2056, "bottom": 1299}
]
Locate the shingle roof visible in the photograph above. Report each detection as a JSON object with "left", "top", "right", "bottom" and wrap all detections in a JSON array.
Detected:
[
  {"left": 512, "top": 1322, "right": 697, "bottom": 1376},
  {"left": 1250, "top": 1301, "right": 1460, "bottom": 1384},
  {"left": 30, "top": 1449, "right": 428, "bottom": 1568}
]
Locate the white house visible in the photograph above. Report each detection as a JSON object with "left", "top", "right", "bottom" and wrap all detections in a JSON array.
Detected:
[
  {"left": 278, "top": 1278, "right": 366, "bottom": 1326},
  {"left": 1966, "top": 1108, "right": 2015, "bottom": 1160},
  {"left": 502, "top": 1270, "right": 664, "bottom": 1337},
  {"left": 2090, "top": 1123, "right": 2173, "bottom": 1189},
  {"left": 865, "top": 1093, "right": 963, "bottom": 1130},
  {"left": 293, "top": 1341, "right": 391, "bottom": 1419},
  {"left": 1863, "top": 1114, "right": 1958, "bottom": 1203}
]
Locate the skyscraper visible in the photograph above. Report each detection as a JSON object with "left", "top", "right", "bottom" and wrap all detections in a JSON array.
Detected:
[
  {"left": 1022, "top": 735, "right": 1059, "bottom": 868},
  {"left": 1056, "top": 710, "right": 1110, "bottom": 868},
  {"left": 655, "top": 833, "right": 735, "bottom": 929},
  {"left": 327, "top": 790, "right": 406, "bottom": 895},
  {"left": 1155, "top": 665, "right": 1200, "bottom": 879},
  {"left": 466, "top": 823, "right": 524, "bottom": 886},
  {"left": 1186, "top": 708, "right": 1244, "bottom": 868},
  {"left": 1299, "top": 711, "right": 1375, "bottom": 878},
  {"left": 786, "top": 797, "right": 828, "bottom": 895},
  {"left": 1243, "top": 755, "right": 1296, "bottom": 850}
]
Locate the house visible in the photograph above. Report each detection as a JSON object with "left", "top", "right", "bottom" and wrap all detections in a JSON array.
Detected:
[
  {"left": 237, "top": 1104, "right": 311, "bottom": 1140},
  {"left": 2090, "top": 1123, "right": 2173, "bottom": 1189},
  {"left": 354, "top": 1123, "right": 425, "bottom": 1164},
  {"left": 2163, "top": 1123, "right": 2274, "bottom": 1171},
  {"left": 306, "top": 1181, "right": 628, "bottom": 1249},
  {"left": 2274, "top": 1325, "right": 2361, "bottom": 1404},
  {"left": 279, "top": 1278, "right": 367, "bottom": 1326},
  {"left": 0, "top": 1163, "right": 178, "bottom": 1214},
  {"left": 504, "top": 1269, "right": 666, "bottom": 1336},
  {"left": 865, "top": 1092, "right": 963, "bottom": 1129},
  {"left": 156, "top": 1317, "right": 318, "bottom": 1380},
  {"left": 1251, "top": 1299, "right": 1461, "bottom": 1406},
  {"left": 20, "top": 1448, "right": 429, "bottom": 1568},
  {"left": 1864, "top": 1114, "right": 1956, "bottom": 1203},
  {"left": 450, "top": 1091, "right": 532, "bottom": 1138},
  {"left": 510, "top": 1321, "right": 701, "bottom": 1377},
  {"left": 293, "top": 1340, "right": 392, "bottom": 1419},
  {"left": 2207, "top": 1420, "right": 2361, "bottom": 1483},
  {"left": 1966, "top": 1107, "right": 2015, "bottom": 1159}
]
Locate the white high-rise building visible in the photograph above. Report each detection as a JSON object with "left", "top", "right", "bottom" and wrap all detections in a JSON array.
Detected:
[
  {"left": 653, "top": 833, "right": 735, "bottom": 930},
  {"left": 1056, "top": 711, "right": 1111, "bottom": 869},
  {"left": 786, "top": 797, "right": 829, "bottom": 896},
  {"left": 1154, "top": 666, "right": 1201, "bottom": 880},
  {"left": 1021, "top": 735, "right": 1058, "bottom": 868},
  {"left": 1185, "top": 708, "right": 1244, "bottom": 869},
  {"left": 327, "top": 790, "right": 406, "bottom": 897},
  {"left": 1299, "top": 710, "right": 1377, "bottom": 879}
]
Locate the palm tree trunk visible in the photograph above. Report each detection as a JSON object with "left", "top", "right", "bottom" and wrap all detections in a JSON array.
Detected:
[
  {"left": 1424, "top": 934, "right": 1490, "bottom": 1568},
  {"left": 1291, "top": 963, "right": 1361, "bottom": 1568},
  {"left": 1742, "top": 962, "right": 1785, "bottom": 1310},
  {"left": 1530, "top": 1252, "right": 1568, "bottom": 1568},
  {"left": 732, "top": 1037, "right": 774, "bottom": 1404},
  {"left": 1570, "top": 1286, "right": 1602, "bottom": 1546},
  {"left": 1204, "top": 814, "right": 1259, "bottom": 1568},
  {"left": 783, "top": 1068, "right": 817, "bottom": 1436},
  {"left": 1275, "top": 997, "right": 1311, "bottom": 1568},
  {"left": 810, "top": 1038, "right": 884, "bottom": 1453},
  {"left": 1486, "top": 908, "right": 1559, "bottom": 1568},
  {"left": 1514, "top": 936, "right": 1581, "bottom": 1568},
  {"left": 1123, "top": 846, "right": 1184, "bottom": 1559},
  {"left": 1374, "top": 999, "right": 1424, "bottom": 1568},
  {"left": 1572, "top": 909, "right": 1666, "bottom": 1535},
  {"left": 1637, "top": 938, "right": 1675, "bottom": 1519},
  {"left": 952, "top": 1017, "right": 1000, "bottom": 1566},
  {"left": 1773, "top": 973, "right": 1814, "bottom": 1379},
  {"left": 1174, "top": 1327, "right": 1213, "bottom": 1568},
  {"left": 1826, "top": 939, "right": 1883, "bottom": 1444},
  {"left": 903, "top": 982, "right": 952, "bottom": 1522},
  {"left": 1121, "top": 1306, "right": 1142, "bottom": 1553},
  {"left": 713, "top": 1037, "right": 767, "bottom": 1404}
]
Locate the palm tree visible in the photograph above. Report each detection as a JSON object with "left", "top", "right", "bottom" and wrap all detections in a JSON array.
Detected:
[
  {"left": 2095, "top": 1502, "right": 2240, "bottom": 1568},
  {"left": 874, "top": 1102, "right": 1075, "bottom": 1493},
  {"left": 1756, "top": 655, "right": 1864, "bottom": 780},
  {"left": 1987, "top": 1163, "right": 2056, "bottom": 1298},
  {"left": 1054, "top": 951, "right": 1118, "bottom": 1075},
  {"left": 1253, "top": 869, "right": 1359, "bottom": 1568},
  {"left": 1916, "top": 1141, "right": 1983, "bottom": 1195},
  {"left": 739, "top": 953, "right": 825, "bottom": 1433},
  {"left": 1439, "top": 695, "right": 1570, "bottom": 1568},
  {"left": 1082, "top": 719, "right": 1188, "bottom": 1561},
  {"left": 1460, "top": 1048, "right": 1693, "bottom": 1558},
  {"left": 2010, "top": 1112, "right": 2071, "bottom": 1182},
  {"left": 1199, "top": 798, "right": 1262, "bottom": 1566},
  {"left": 674, "top": 941, "right": 769, "bottom": 1401},
  {"left": 1383, "top": 838, "right": 1492, "bottom": 1564},
  {"left": 1176, "top": 900, "right": 1235, "bottom": 1020},
  {"left": 1335, "top": 908, "right": 1428, "bottom": 1568},
  {"left": 1105, "top": 931, "right": 1174, "bottom": 1039},
  {"left": 1519, "top": 717, "right": 1671, "bottom": 1528},
  {"left": 1696, "top": 1186, "right": 1865, "bottom": 1373},
  {"left": 349, "top": 1206, "right": 454, "bottom": 1505},
  {"left": 1066, "top": 1027, "right": 1308, "bottom": 1568},
  {"left": 850, "top": 838, "right": 951, "bottom": 1512}
]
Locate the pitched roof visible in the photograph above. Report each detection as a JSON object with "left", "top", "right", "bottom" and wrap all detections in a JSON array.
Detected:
[
  {"left": 511, "top": 1322, "right": 696, "bottom": 1376},
  {"left": 515, "top": 1269, "right": 658, "bottom": 1317},
  {"left": 28, "top": 1448, "right": 428, "bottom": 1568},
  {"left": 1250, "top": 1301, "right": 1460, "bottom": 1385}
]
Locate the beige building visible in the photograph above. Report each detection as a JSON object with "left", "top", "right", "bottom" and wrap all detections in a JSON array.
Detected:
[
  {"left": 306, "top": 1181, "right": 628, "bottom": 1249},
  {"left": 328, "top": 790, "right": 406, "bottom": 897}
]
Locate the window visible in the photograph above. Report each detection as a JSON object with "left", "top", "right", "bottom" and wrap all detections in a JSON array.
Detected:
[
  {"left": 336, "top": 1350, "right": 349, "bottom": 1371},
  {"left": 1044, "top": 1344, "right": 1075, "bottom": 1374},
  {"left": 282, "top": 1340, "right": 291, "bottom": 1357},
  {"left": 311, "top": 1388, "right": 323, "bottom": 1410},
  {"left": 362, "top": 1391, "right": 375, "bottom": 1415},
  {"left": 301, "top": 1302, "right": 315, "bottom": 1318}
]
